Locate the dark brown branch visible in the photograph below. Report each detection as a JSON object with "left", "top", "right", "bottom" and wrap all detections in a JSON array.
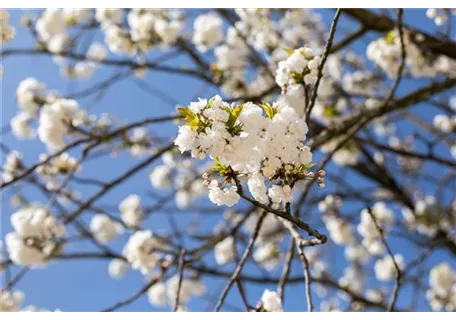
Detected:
[
  {"left": 310, "top": 77, "right": 456, "bottom": 149},
  {"left": 232, "top": 175, "right": 327, "bottom": 243},
  {"left": 343, "top": 9, "right": 456, "bottom": 60},
  {"left": 329, "top": 26, "right": 368, "bottom": 53}
]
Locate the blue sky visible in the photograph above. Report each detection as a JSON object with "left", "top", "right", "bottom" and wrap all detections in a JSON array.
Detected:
[{"left": 1, "top": 9, "right": 455, "bottom": 312}]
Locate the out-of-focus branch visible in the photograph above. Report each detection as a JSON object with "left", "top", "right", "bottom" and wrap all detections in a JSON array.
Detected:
[{"left": 367, "top": 207, "right": 402, "bottom": 312}]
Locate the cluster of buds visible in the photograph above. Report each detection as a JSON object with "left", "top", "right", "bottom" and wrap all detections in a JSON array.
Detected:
[
  {"left": 160, "top": 254, "right": 175, "bottom": 271},
  {"left": 202, "top": 172, "right": 211, "bottom": 186},
  {"left": 307, "top": 169, "right": 326, "bottom": 188},
  {"left": 36, "top": 152, "right": 80, "bottom": 178}
]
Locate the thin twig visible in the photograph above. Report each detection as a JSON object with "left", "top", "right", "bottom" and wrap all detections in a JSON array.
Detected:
[
  {"left": 367, "top": 207, "right": 402, "bottom": 312},
  {"left": 298, "top": 246, "right": 313, "bottom": 312},
  {"left": 277, "top": 239, "right": 295, "bottom": 301},
  {"left": 279, "top": 212, "right": 315, "bottom": 312},
  {"left": 384, "top": 8, "right": 406, "bottom": 104},
  {"left": 236, "top": 278, "right": 251, "bottom": 311},
  {"left": 2, "top": 267, "right": 29, "bottom": 291},
  {"left": 173, "top": 248, "right": 187, "bottom": 312},
  {"left": 306, "top": 9, "right": 342, "bottom": 116},
  {"left": 214, "top": 212, "right": 266, "bottom": 312},
  {"left": 102, "top": 277, "right": 162, "bottom": 312}
]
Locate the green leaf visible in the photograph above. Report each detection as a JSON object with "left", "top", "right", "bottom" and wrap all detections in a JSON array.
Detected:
[
  {"left": 260, "top": 103, "right": 278, "bottom": 119},
  {"left": 220, "top": 106, "right": 230, "bottom": 113},
  {"left": 226, "top": 104, "right": 244, "bottom": 129},
  {"left": 298, "top": 162, "right": 316, "bottom": 172},
  {"left": 284, "top": 48, "right": 295, "bottom": 55},
  {"left": 385, "top": 31, "right": 396, "bottom": 44},
  {"left": 303, "top": 162, "right": 316, "bottom": 170},
  {"left": 178, "top": 107, "right": 196, "bottom": 120},
  {"left": 212, "top": 163, "right": 225, "bottom": 171},
  {"left": 228, "top": 124, "right": 244, "bottom": 136},
  {"left": 291, "top": 71, "right": 304, "bottom": 84},
  {"left": 323, "top": 106, "right": 337, "bottom": 117},
  {"left": 211, "top": 157, "right": 232, "bottom": 176},
  {"left": 187, "top": 118, "right": 202, "bottom": 130},
  {"left": 206, "top": 96, "right": 216, "bottom": 109},
  {"left": 232, "top": 104, "right": 244, "bottom": 118},
  {"left": 178, "top": 106, "right": 206, "bottom": 131}
]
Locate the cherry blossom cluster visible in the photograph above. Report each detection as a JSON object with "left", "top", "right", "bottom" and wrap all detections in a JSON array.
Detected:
[
  {"left": 149, "top": 151, "right": 207, "bottom": 209},
  {"left": 33, "top": 9, "right": 97, "bottom": 62},
  {"left": 319, "top": 195, "right": 356, "bottom": 246},
  {"left": 38, "top": 98, "right": 87, "bottom": 151},
  {"left": 0, "top": 290, "right": 58, "bottom": 312},
  {"left": 206, "top": 9, "right": 325, "bottom": 100},
  {"left": 35, "top": 9, "right": 91, "bottom": 44},
  {"left": 321, "top": 135, "right": 361, "bottom": 166},
  {"left": 5, "top": 204, "right": 66, "bottom": 267},
  {"left": 61, "top": 42, "right": 107, "bottom": 79},
  {"left": 426, "top": 9, "right": 456, "bottom": 26},
  {"left": 214, "top": 210, "right": 284, "bottom": 270},
  {"left": 275, "top": 46, "right": 321, "bottom": 90},
  {"left": 357, "top": 202, "right": 394, "bottom": 256},
  {"left": 426, "top": 263, "right": 456, "bottom": 311},
  {"left": 22, "top": 9, "right": 180, "bottom": 79},
  {"left": 89, "top": 214, "right": 124, "bottom": 244},
  {"left": 13, "top": 77, "right": 156, "bottom": 158},
  {"left": 28, "top": 152, "right": 81, "bottom": 202},
  {"left": 433, "top": 113, "right": 456, "bottom": 133},
  {"left": 1, "top": 9, "right": 15, "bottom": 45},
  {"left": 388, "top": 135, "right": 422, "bottom": 172},
  {"left": 259, "top": 289, "right": 283, "bottom": 312},
  {"left": 367, "top": 29, "right": 456, "bottom": 79},
  {"left": 13, "top": 77, "right": 89, "bottom": 150},
  {"left": 31, "top": 9, "right": 108, "bottom": 79},
  {"left": 12, "top": 77, "right": 46, "bottom": 139},
  {"left": 308, "top": 51, "right": 384, "bottom": 126},
  {"left": 341, "top": 70, "right": 382, "bottom": 96},
  {"left": 1, "top": 151, "right": 23, "bottom": 184},
  {"left": 122, "top": 230, "right": 166, "bottom": 275},
  {"left": 248, "top": 212, "right": 284, "bottom": 270},
  {"left": 96, "top": 9, "right": 184, "bottom": 57},
  {"left": 234, "top": 9, "right": 279, "bottom": 51},
  {"left": 192, "top": 12, "right": 223, "bottom": 52},
  {"left": 124, "top": 127, "right": 155, "bottom": 157},
  {"left": 174, "top": 95, "right": 316, "bottom": 208},
  {"left": 322, "top": 213, "right": 355, "bottom": 246},
  {"left": 0, "top": 290, "right": 24, "bottom": 312},
  {"left": 374, "top": 254, "right": 404, "bottom": 281},
  {"left": 402, "top": 195, "right": 454, "bottom": 237},
  {"left": 338, "top": 264, "right": 364, "bottom": 295},
  {"left": 107, "top": 231, "right": 168, "bottom": 279},
  {"left": 150, "top": 275, "right": 205, "bottom": 310},
  {"left": 344, "top": 244, "right": 370, "bottom": 265},
  {"left": 373, "top": 116, "right": 396, "bottom": 138},
  {"left": 104, "top": 228, "right": 207, "bottom": 310},
  {"left": 36, "top": 152, "right": 80, "bottom": 178},
  {"left": 119, "top": 194, "right": 143, "bottom": 228}
]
